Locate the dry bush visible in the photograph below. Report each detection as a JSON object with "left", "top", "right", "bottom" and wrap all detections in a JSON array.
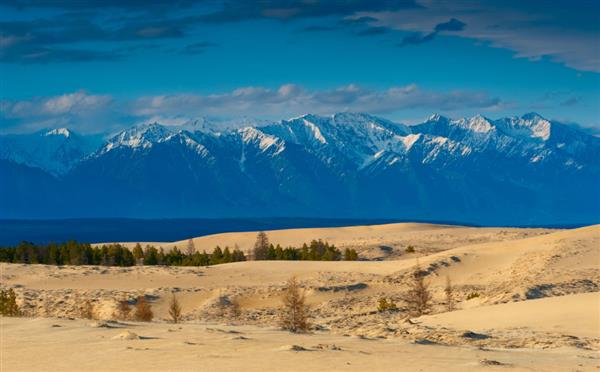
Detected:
[
  {"left": 168, "top": 293, "right": 182, "bottom": 323},
  {"left": 214, "top": 294, "right": 228, "bottom": 318},
  {"left": 444, "top": 276, "right": 455, "bottom": 311},
  {"left": 279, "top": 277, "right": 309, "bottom": 332},
  {"left": 80, "top": 300, "right": 96, "bottom": 320},
  {"left": 133, "top": 296, "right": 153, "bottom": 322},
  {"left": 114, "top": 299, "right": 132, "bottom": 320},
  {"left": 229, "top": 298, "right": 242, "bottom": 318},
  {"left": 0, "top": 288, "right": 21, "bottom": 317},
  {"left": 404, "top": 262, "right": 432, "bottom": 316},
  {"left": 377, "top": 298, "right": 397, "bottom": 312}
]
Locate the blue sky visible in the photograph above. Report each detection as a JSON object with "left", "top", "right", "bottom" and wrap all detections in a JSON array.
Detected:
[{"left": 1, "top": 0, "right": 599, "bottom": 134}]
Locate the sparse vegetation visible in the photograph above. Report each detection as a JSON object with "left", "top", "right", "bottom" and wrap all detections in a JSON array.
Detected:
[
  {"left": 280, "top": 277, "right": 309, "bottom": 333},
  {"left": 186, "top": 238, "right": 196, "bottom": 256},
  {"left": 445, "top": 276, "right": 455, "bottom": 311},
  {"left": 168, "top": 293, "right": 182, "bottom": 323},
  {"left": 404, "top": 262, "right": 432, "bottom": 316},
  {"left": 0, "top": 288, "right": 21, "bottom": 317},
  {"left": 229, "top": 298, "right": 242, "bottom": 318},
  {"left": 133, "top": 296, "right": 153, "bottom": 322},
  {"left": 466, "top": 292, "right": 480, "bottom": 300},
  {"left": 405, "top": 245, "right": 415, "bottom": 253},
  {"left": 343, "top": 248, "right": 359, "bottom": 261},
  {"left": 80, "top": 300, "right": 96, "bottom": 319},
  {"left": 114, "top": 299, "right": 131, "bottom": 320},
  {"left": 377, "top": 298, "right": 397, "bottom": 312}
]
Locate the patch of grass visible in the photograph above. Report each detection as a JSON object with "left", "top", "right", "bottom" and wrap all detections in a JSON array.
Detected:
[
  {"left": 466, "top": 292, "right": 480, "bottom": 300},
  {"left": 377, "top": 298, "right": 397, "bottom": 312}
]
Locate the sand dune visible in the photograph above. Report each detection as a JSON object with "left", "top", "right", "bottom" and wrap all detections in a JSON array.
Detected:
[
  {"left": 111, "top": 222, "right": 555, "bottom": 259},
  {"left": 2, "top": 314, "right": 598, "bottom": 372},
  {"left": 1, "top": 223, "right": 599, "bottom": 371}
]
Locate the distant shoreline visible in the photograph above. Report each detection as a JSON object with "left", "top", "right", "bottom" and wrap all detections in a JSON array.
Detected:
[{"left": 0, "top": 217, "right": 594, "bottom": 246}]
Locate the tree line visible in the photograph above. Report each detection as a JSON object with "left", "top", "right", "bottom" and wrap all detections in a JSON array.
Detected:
[
  {"left": 251, "top": 232, "right": 358, "bottom": 261},
  {"left": 0, "top": 232, "right": 359, "bottom": 267},
  {"left": 0, "top": 241, "right": 246, "bottom": 267}
]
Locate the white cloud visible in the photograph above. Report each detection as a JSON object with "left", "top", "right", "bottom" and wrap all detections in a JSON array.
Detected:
[
  {"left": 0, "top": 84, "right": 503, "bottom": 134},
  {"left": 132, "top": 83, "right": 501, "bottom": 118},
  {"left": 1, "top": 91, "right": 117, "bottom": 134},
  {"left": 2, "top": 90, "right": 112, "bottom": 118}
]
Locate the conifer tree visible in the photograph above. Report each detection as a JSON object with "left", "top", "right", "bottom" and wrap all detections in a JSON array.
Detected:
[
  {"left": 279, "top": 277, "right": 309, "bottom": 332},
  {"left": 343, "top": 248, "right": 359, "bottom": 261},
  {"left": 404, "top": 262, "right": 432, "bottom": 316},
  {"left": 231, "top": 247, "right": 246, "bottom": 262},
  {"left": 211, "top": 246, "right": 223, "bottom": 265},
  {"left": 444, "top": 276, "right": 455, "bottom": 311},
  {"left": 222, "top": 247, "right": 232, "bottom": 263},
  {"left": 132, "top": 243, "right": 144, "bottom": 265},
  {"left": 133, "top": 296, "right": 153, "bottom": 322},
  {"left": 168, "top": 293, "right": 182, "bottom": 323},
  {"left": 253, "top": 232, "right": 270, "bottom": 260},
  {"left": 186, "top": 239, "right": 196, "bottom": 256},
  {"left": 144, "top": 246, "right": 158, "bottom": 265}
]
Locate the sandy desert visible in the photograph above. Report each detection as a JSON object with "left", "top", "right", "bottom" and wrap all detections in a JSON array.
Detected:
[{"left": 1, "top": 222, "right": 599, "bottom": 371}]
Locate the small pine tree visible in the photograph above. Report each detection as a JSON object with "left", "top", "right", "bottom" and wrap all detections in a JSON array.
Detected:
[
  {"left": 133, "top": 296, "right": 153, "bottom": 322},
  {"left": 404, "top": 262, "right": 432, "bottom": 316},
  {"left": 444, "top": 276, "right": 455, "bottom": 311},
  {"left": 186, "top": 239, "right": 196, "bottom": 256},
  {"left": 132, "top": 243, "right": 144, "bottom": 265},
  {"left": 253, "top": 232, "right": 270, "bottom": 260},
  {"left": 168, "top": 293, "right": 182, "bottom": 323},
  {"left": 279, "top": 277, "right": 309, "bottom": 333},
  {"left": 222, "top": 247, "right": 232, "bottom": 263},
  {"left": 343, "top": 248, "right": 359, "bottom": 261}
]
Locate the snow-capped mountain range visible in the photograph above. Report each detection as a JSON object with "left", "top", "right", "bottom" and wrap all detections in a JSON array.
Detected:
[{"left": 1, "top": 112, "right": 598, "bottom": 225}]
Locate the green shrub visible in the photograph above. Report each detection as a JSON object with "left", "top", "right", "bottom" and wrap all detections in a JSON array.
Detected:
[
  {"left": 466, "top": 292, "right": 480, "bottom": 300},
  {"left": 0, "top": 288, "right": 21, "bottom": 316},
  {"left": 377, "top": 298, "right": 397, "bottom": 312}
]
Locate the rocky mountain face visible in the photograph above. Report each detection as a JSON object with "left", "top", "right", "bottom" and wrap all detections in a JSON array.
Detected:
[{"left": 1, "top": 112, "right": 598, "bottom": 225}]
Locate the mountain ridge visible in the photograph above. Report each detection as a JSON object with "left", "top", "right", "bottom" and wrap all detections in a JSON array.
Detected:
[{"left": 1, "top": 112, "right": 598, "bottom": 224}]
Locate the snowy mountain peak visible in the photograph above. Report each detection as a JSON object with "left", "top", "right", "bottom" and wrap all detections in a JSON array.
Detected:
[
  {"left": 239, "top": 127, "right": 286, "bottom": 155},
  {"left": 497, "top": 113, "right": 552, "bottom": 141},
  {"left": 427, "top": 113, "right": 448, "bottom": 122},
  {"left": 457, "top": 115, "right": 495, "bottom": 133},
  {"left": 101, "top": 122, "right": 174, "bottom": 153},
  {"left": 44, "top": 128, "right": 73, "bottom": 138},
  {"left": 519, "top": 113, "right": 551, "bottom": 141}
]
